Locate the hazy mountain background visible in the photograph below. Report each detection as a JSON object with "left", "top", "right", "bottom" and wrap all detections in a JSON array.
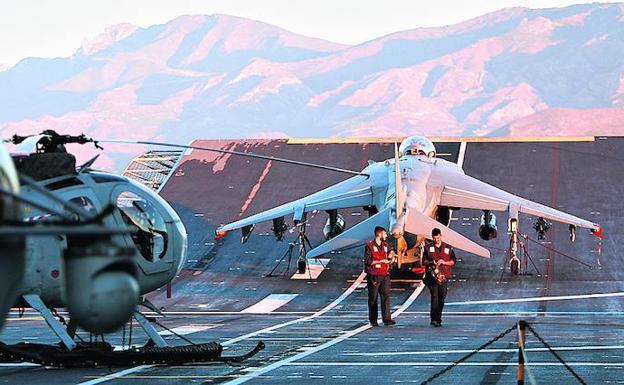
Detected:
[{"left": 1, "top": 3, "right": 623, "bottom": 170}]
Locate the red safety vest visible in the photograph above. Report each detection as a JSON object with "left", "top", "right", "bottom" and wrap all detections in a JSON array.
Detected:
[
  {"left": 426, "top": 242, "right": 454, "bottom": 278},
  {"left": 366, "top": 240, "right": 390, "bottom": 276}
]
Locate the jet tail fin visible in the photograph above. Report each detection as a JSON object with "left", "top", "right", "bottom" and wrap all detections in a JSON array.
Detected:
[
  {"left": 307, "top": 207, "right": 391, "bottom": 259},
  {"left": 394, "top": 142, "right": 404, "bottom": 220},
  {"left": 404, "top": 209, "right": 490, "bottom": 258}
]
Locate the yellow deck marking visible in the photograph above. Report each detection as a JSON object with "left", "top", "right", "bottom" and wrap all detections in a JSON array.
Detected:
[{"left": 287, "top": 136, "right": 595, "bottom": 144}]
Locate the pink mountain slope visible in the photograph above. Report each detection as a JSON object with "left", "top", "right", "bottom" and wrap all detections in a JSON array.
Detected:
[{"left": 1, "top": 5, "right": 623, "bottom": 170}]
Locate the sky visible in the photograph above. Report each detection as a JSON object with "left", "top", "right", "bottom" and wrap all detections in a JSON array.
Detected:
[{"left": 0, "top": 0, "right": 613, "bottom": 66}]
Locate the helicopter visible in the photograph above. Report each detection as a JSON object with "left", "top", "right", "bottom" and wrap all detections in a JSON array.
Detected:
[
  {"left": 1, "top": 131, "right": 188, "bottom": 354},
  {"left": 0, "top": 139, "right": 132, "bottom": 335}
]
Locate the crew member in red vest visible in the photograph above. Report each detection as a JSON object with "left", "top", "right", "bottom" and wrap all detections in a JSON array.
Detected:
[
  {"left": 364, "top": 226, "right": 397, "bottom": 326},
  {"left": 423, "top": 227, "right": 456, "bottom": 327}
]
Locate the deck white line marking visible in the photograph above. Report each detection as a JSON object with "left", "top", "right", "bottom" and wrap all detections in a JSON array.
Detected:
[
  {"left": 284, "top": 362, "right": 624, "bottom": 367},
  {"left": 291, "top": 259, "right": 330, "bottom": 280},
  {"left": 446, "top": 291, "right": 624, "bottom": 306},
  {"left": 402, "top": 311, "right": 624, "bottom": 315},
  {"left": 91, "top": 309, "right": 624, "bottom": 316},
  {"left": 158, "top": 324, "right": 218, "bottom": 336},
  {"left": 240, "top": 294, "right": 298, "bottom": 314},
  {"left": 75, "top": 271, "right": 367, "bottom": 385},
  {"left": 344, "top": 344, "right": 624, "bottom": 356},
  {"left": 76, "top": 365, "right": 154, "bottom": 385},
  {"left": 223, "top": 282, "right": 425, "bottom": 385},
  {"left": 456, "top": 141, "right": 467, "bottom": 168},
  {"left": 222, "top": 271, "right": 366, "bottom": 346},
  {"left": 140, "top": 311, "right": 313, "bottom": 315},
  {"left": 17, "top": 309, "right": 624, "bottom": 316}
]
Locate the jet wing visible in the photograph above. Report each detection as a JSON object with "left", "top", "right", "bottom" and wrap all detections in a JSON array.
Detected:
[
  {"left": 220, "top": 176, "right": 374, "bottom": 232},
  {"left": 404, "top": 208, "right": 490, "bottom": 258},
  {"left": 307, "top": 207, "right": 391, "bottom": 259},
  {"left": 439, "top": 173, "right": 599, "bottom": 231}
]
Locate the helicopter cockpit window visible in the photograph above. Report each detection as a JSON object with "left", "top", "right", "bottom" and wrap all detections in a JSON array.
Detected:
[{"left": 116, "top": 191, "right": 167, "bottom": 262}]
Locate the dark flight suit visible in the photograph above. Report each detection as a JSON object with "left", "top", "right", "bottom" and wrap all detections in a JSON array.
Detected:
[
  {"left": 423, "top": 242, "right": 456, "bottom": 325},
  {"left": 364, "top": 240, "right": 393, "bottom": 325}
]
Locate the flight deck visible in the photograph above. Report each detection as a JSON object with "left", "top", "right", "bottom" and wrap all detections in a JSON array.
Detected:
[{"left": 1, "top": 137, "right": 622, "bottom": 384}]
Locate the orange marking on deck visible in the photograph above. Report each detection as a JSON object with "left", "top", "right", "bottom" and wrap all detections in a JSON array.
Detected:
[
  {"left": 239, "top": 160, "right": 273, "bottom": 217},
  {"left": 212, "top": 152, "right": 233, "bottom": 173}
]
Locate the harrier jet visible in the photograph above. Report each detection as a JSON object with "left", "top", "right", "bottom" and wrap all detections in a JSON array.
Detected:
[{"left": 217, "top": 136, "right": 601, "bottom": 269}]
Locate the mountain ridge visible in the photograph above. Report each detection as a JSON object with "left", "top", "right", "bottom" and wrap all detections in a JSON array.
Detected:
[{"left": 1, "top": 4, "right": 623, "bottom": 170}]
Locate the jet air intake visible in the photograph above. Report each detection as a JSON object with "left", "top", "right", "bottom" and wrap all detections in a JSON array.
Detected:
[{"left": 64, "top": 237, "right": 139, "bottom": 334}]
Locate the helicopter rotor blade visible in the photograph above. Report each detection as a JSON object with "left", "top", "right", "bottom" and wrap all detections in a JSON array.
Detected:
[{"left": 98, "top": 139, "right": 370, "bottom": 177}]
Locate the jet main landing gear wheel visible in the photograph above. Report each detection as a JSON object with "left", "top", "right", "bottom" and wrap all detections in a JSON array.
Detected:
[
  {"left": 510, "top": 257, "right": 520, "bottom": 275},
  {"left": 297, "top": 259, "right": 306, "bottom": 274}
]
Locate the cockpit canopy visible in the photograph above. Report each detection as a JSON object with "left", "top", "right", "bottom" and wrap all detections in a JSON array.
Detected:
[
  {"left": 116, "top": 191, "right": 168, "bottom": 262},
  {"left": 399, "top": 136, "right": 436, "bottom": 158}
]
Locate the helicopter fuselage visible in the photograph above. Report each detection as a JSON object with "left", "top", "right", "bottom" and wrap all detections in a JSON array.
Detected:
[{"left": 18, "top": 171, "right": 187, "bottom": 307}]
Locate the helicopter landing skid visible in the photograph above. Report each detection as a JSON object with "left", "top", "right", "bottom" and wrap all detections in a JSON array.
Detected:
[
  {"left": 0, "top": 340, "right": 265, "bottom": 368},
  {"left": 3, "top": 299, "right": 266, "bottom": 367},
  {"left": 22, "top": 295, "right": 168, "bottom": 351},
  {"left": 134, "top": 310, "right": 168, "bottom": 347},
  {"left": 22, "top": 294, "right": 77, "bottom": 351}
]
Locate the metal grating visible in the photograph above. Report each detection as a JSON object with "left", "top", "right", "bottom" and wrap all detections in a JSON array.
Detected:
[{"left": 122, "top": 150, "right": 184, "bottom": 192}]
